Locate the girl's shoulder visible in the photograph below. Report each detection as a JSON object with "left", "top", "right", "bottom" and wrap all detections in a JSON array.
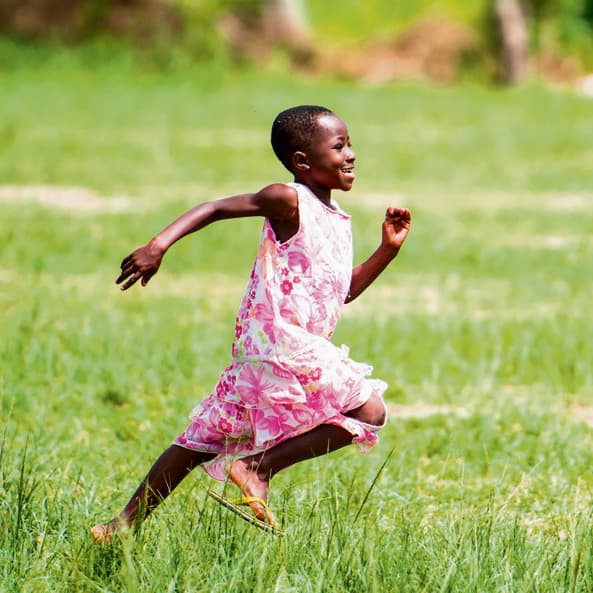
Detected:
[
  {"left": 253, "top": 183, "right": 299, "bottom": 223},
  {"left": 257, "top": 183, "right": 298, "bottom": 201}
]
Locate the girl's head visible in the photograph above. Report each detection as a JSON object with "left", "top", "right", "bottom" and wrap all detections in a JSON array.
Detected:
[
  {"left": 271, "top": 105, "right": 335, "bottom": 172},
  {"left": 271, "top": 105, "right": 356, "bottom": 195}
]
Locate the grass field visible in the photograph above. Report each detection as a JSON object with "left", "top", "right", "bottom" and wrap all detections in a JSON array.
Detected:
[{"left": 1, "top": 50, "right": 593, "bottom": 592}]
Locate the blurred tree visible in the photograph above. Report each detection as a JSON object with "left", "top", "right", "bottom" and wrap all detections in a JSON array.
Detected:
[
  {"left": 219, "top": 0, "right": 312, "bottom": 64},
  {"left": 493, "top": 0, "right": 529, "bottom": 83},
  {"left": 491, "top": 0, "right": 593, "bottom": 83},
  {"left": 1, "top": 0, "right": 591, "bottom": 73},
  {"left": 262, "top": 0, "right": 310, "bottom": 49}
]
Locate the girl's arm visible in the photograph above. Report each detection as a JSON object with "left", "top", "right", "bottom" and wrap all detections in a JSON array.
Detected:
[
  {"left": 345, "top": 207, "right": 411, "bottom": 303},
  {"left": 116, "top": 184, "right": 298, "bottom": 290}
]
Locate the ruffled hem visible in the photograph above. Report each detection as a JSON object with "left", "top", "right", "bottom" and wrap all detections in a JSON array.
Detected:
[
  {"left": 173, "top": 374, "right": 387, "bottom": 482},
  {"left": 173, "top": 340, "right": 388, "bottom": 481}
]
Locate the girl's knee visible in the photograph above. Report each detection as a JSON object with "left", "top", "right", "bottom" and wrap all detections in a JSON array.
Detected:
[
  {"left": 367, "top": 396, "right": 387, "bottom": 427},
  {"left": 347, "top": 394, "right": 387, "bottom": 427}
]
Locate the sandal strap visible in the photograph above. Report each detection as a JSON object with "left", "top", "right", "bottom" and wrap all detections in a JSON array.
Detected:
[{"left": 231, "top": 496, "right": 271, "bottom": 512}]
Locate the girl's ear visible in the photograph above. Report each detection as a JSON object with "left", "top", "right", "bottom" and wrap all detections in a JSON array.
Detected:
[{"left": 292, "top": 151, "right": 310, "bottom": 172}]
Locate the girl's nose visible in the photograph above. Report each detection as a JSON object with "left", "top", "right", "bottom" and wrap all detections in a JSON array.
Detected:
[{"left": 346, "top": 146, "right": 356, "bottom": 161}]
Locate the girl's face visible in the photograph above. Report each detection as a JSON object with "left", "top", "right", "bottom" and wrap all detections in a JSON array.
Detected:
[{"left": 300, "top": 114, "right": 356, "bottom": 195}]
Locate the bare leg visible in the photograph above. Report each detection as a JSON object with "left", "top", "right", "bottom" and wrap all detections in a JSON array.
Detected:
[
  {"left": 230, "top": 394, "right": 386, "bottom": 524},
  {"left": 229, "top": 423, "right": 352, "bottom": 525},
  {"left": 91, "top": 445, "right": 215, "bottom": 542}
]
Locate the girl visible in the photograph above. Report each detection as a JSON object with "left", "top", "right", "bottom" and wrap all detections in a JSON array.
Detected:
[{"left": 92, "top": 105, "right": 411, "bottom": 541}]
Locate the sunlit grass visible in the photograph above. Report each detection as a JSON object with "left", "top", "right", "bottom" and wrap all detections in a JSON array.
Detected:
[{"left": 1, "top": 52, "right": 593, "bottom": 591}]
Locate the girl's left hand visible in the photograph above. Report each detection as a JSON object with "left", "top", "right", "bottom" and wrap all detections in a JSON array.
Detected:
[
  {"left": 116, "top": 241, "right": 164, "bottom": 290},
  {"left": 382, "top": 207, "right": 411, "bottom": 250}
]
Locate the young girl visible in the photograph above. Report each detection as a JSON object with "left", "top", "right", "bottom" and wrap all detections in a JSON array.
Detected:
[{"left": 91, "top": 105, "right": 411, "bottom": 541}]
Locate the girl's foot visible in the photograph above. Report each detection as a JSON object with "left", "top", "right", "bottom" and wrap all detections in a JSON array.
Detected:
[
  {"left": 90, "top": 518, "right": 127, "bottom": 544},
  {"left": 229, "top": 457, "right": 277, "bottom": 527}
]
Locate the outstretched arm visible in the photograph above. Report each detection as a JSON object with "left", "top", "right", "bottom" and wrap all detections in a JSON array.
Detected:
[
  {"left": 345, "top": 207, "right": 411, "bottom": 303},
  {"left": 116, "top": 184, "right": 298, "bottom": 290}
]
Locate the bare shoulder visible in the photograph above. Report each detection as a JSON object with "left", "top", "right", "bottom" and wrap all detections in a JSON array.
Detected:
[
  {"left": 256, "top": 183, "right": 298, "bottom": 204},
  {"left": 255, "top": 183, "right": 299, "bottom": 221}
]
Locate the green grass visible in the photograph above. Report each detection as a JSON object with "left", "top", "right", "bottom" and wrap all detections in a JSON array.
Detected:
[{"left": 1, "top": 49, "right": 593, "bottom": 592}]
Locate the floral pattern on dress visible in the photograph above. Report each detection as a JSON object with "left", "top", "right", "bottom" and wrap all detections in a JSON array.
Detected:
[{"left": 174, "top": 183, "right": 387, "bottom": 481}]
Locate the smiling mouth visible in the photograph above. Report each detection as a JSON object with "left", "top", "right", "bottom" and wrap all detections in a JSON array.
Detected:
[{"left": 341, "top": 167, "right": 355, "bottom": 175}]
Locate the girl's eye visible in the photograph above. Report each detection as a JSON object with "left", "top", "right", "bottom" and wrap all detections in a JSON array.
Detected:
[{"left": 334, "top": 144, "right": 343, "bottom": 150}]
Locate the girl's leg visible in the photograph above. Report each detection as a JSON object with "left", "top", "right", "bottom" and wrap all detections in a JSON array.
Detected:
[
  {"left": 229, "top": 424, "right": 352, "bottom": 526},
  {"left": 230, "top": 393, "right": 386, "bottom": 523},
  {"left": 91, "top": 445, "right": 215, "bottom": 542}
]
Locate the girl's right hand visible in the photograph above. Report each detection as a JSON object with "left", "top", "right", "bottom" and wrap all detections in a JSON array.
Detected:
[{"left": 116, "top": 240, "right": 164, "bottom": 290}]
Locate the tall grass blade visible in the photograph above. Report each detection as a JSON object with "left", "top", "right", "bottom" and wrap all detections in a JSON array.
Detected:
[{"left": 354, "top": 447, "right": 395, "bottom": 523}]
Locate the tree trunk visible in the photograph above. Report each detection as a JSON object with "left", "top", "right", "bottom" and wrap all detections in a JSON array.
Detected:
[
  {"left": 262, "top": 0, "right": 310, "bottom": 50},
  {"left": 494, "top": 0, "right": 528, "bottom": 84}
]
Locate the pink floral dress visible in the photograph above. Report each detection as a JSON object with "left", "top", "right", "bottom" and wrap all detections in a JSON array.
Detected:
[{"left": 174, "top": 183, "right": 387, "bottom": 480}]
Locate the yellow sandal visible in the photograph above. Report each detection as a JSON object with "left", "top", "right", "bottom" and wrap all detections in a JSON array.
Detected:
[{"left": 208, "top": 490, "right": 284, "bottom": 536}]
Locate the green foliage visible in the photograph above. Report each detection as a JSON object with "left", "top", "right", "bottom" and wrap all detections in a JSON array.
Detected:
[
  {"left": 2, "top": 0, "right": 593, "bottom": 73},
  {"left": 529, "top": 0, "right": 593, "bottom": 65},
  {"left": 1, "top": 59, "right": 593, "bottom": 591},
  {"left": 174, "top": 0, "right": 235, "bottom": 61}
]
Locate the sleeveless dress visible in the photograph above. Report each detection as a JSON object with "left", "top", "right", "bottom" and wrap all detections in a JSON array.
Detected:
[{"left": 174, "top": 183, "right": 387, "bottom": 480}]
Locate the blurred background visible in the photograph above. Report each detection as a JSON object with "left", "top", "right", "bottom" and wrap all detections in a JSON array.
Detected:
[{"left": 1, "top": 0, "right": 592, "bottom": 87}]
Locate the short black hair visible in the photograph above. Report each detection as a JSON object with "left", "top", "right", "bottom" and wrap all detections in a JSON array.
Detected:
[{"left": 271, "top": 105, "right": 334, "bottom": 172}]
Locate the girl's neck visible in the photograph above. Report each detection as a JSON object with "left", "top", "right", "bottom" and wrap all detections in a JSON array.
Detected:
[{"left": 294, "top": 179, "right": 333, "bottom": 209}]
